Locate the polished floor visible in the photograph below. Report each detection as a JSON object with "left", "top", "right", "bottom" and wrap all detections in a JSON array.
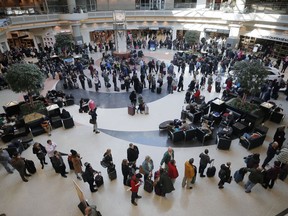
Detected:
[{"left": 0, "top": 49, "right": 288, "bottom": 216}]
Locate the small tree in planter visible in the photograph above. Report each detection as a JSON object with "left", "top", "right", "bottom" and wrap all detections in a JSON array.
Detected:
[
  {"left": 54, "top": 33, "right": 73, "bottom": 57},
  {"left": 184, "top": 30, "right": 200, "bottom": 51},
  {"left": 5, "top": 63, "right": 45, "bottom": 113},
  {"left": 232, "top": 60, "right": 269, "bottom": 97}
]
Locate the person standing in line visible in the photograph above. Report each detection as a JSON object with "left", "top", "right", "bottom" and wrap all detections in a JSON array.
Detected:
[
  {"left": 244, "top": 167, "right": 264, "bottom": 193},
  {"left": 167, "top": 159, "right": 179, "bottom": 184},
  {"left": 141, "top": 155, "right": 154, "bottom": 181},
  {"left": 218, "top": 162, "right": 232, "bottom": 189},
  {"left": 11, "top": 153, "right": 31, "bottom": 182},
  {"left": 0, "top": 148, "right": 14, "bottom": 174},
  {"left": 70, "top": 149, "right": 83, "bottom": 180},
  {"left": 182, "top": 158, "right": 195, "bottom": 189},
  {"left": 103, "top": 149, "right": 113, "bottom": 167},
  {"left": 52, "top": 151, "right": 68, "bottom": 178},
  {"left": 122, "top": 159, "right": 130, "bottom": 186},
  {"left": 273, "top": 126, "right": 286, "bottom": 149},
  {"left": 46, "top": 139, "right": 57, "bottom": 170},
  {"left": 32, "top": 142, "right": 48, "bottom": 169},
  {"left": 177, "top": 73, "right": 184, "bottom": 92},
  {"left": 130, "top": 173, "right": 143, "bottom": 206},
  {"left": 262, "top": 161, "right": 281, "bottom": 189},
  {"left": 160, "top": 147, "right": 174, "bottom": 170},
  {"left": 82, "top": 162, "right": 99, "bottom": 192},
  {"left": 262, "top": 141, "right": 279, "bottom": 168},
  {"left": 129, "top": 91, "right": 137, "bottom": 108},
  {"left": 89, "top": 108, "right": 100, "bottom": 134},
  {"left": 93, "top": 73, "right": 100, "bottom": 92},
  {"left": 199, "top": 149, "right": 214, "bottom": 177},
  {"left": 127, "top": 143, "right": 139, "bottom": 164},
  {"left": 79, "top": 73, "right": 86, "bottom": 89}
]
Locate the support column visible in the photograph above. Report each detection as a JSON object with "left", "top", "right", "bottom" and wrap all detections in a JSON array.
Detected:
[
  {"left": 72, "top": 24, "right": 83, "bottom": 45},
  {"left": 172, "top": 27, "right": 177, "bottom": 41},
  {"left": 81, "top": 31, "right": 90, "bottom": 45},
  {"left": 165, "top": 0, "right": 174, "bottom": 10},
  {"left": 67, "top": 0, "right": 76, "bottom": 13},
  {"left": 196, "top": 0, "right": 206, "bottom": 9},
  {"left": 235, "top": 0, "right": 246, "bottom": 13},
  {"left": 226, "top": 24, "right": 241, "bottom": 49}
]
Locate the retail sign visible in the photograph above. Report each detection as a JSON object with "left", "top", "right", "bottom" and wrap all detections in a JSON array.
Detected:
[{"left": 244, "top": 29, "right": 288, "bottom": 43}]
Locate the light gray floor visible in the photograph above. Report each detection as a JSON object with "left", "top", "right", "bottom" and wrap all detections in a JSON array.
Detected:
[{"left": 0, "top": 49, "right": 288, "bottom": 216}]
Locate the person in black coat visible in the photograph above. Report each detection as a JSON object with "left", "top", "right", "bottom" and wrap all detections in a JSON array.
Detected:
[
  {"left": 83, "top": 162, "right": 99, "bottom": 192},
  {"left": 273, "top": 126, "right": 286, "bottom": 149},
  {"left": 122, "top": 159, "right": 130, "bottom": 185},
  {"left": 177, "top": 73, "right": 184, "bottom": 92},
  {"left": 127, "top": 143, "right": 139, "bottom": 164},
  {"left": 103, "top": 149, "right": 113, "bottom": 167},
  {"left": 158, "top": 168, "right": 175, "bottom": 197},
  {"left": 262, "top": 141, "right": 279, "bottom": 168},
  {"left": 218, "top": 162, "right": 231, "bottom": 189},
  {"left": 32, "top": 142, "right": 47, "bottom": 169},
  {"left": 129, "top": 91, "right": 137, "bottom": 107},
  {"left": 51, "top": 151, "right": 68, "bottom": 178}
]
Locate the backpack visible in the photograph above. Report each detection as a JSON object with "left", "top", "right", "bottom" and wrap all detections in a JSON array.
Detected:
[{"left": 218, "top": 169, "right": 226, "bottom": 179}]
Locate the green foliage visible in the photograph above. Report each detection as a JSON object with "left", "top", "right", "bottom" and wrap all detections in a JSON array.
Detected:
[
  {"left": 5, "top": 63, "right": 44, "bottom": 94},
  {"left": 54, "top": 33, "right": 73, "bottom": 51},
  {"left": 232, "top": 61, "right": 269, "bottom": 95},
  {"left": 184, "top": 31, "right": 200, "bottom": 46},
  {"left": 226, "top": 98, "right": 259, "bottom": 113},
  {"left": 20, "top": 100, "right": 46, "bottom": 115}
]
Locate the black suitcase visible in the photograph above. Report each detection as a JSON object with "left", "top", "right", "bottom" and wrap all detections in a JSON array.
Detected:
[
  {"left": 87, "top": 78, "right": 92, "bottom": 88},
  {"left": 108, "top": 168, "right": 117, "bottom": 180},
  {"left": 114, "top": 87, "right": 120, "bottom": 92},
  {"left": 63, "top": 82, "right": 68, "bottom": 89},
  {"left": 144, "top": 179, "right": 154, "bottom": 193},
  {"left": 181, "top": 110, "right": 187, "bottom": 120},
  {"left": 206, "top": 162, "right": 216, "bottom": 177},
  {"left": 216, "top": 86, "right": 221, "bottom": 93},
  {"left": 25, "top": 159, "right": 36, "bottom": 174},
  {"left": 157, "top": 87, "right": 162, "bottom": 94},
  {"left": 233, "top": 168, "right": 246, "bottom": 183},
  {"left": 121, "top": 83, "right": 125, "bottom": 90},
  {"left": 279, "top": 165, "right": 288, "bottom": 181},
  {"left": 95, "top": 173, "right": 104, "bottom": 187}
]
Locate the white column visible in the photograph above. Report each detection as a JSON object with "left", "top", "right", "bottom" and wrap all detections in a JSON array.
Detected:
[
  {"left": 81, "top": 30, "right": 91, "bottom": 45},
  {"left": 172, "top": 28, "right": 177, "bottom": 41},
  {"left": 115, "top": 30, "right": 127, "bottom": 53},
  {"left": 235, "top": 0, "right": 246, "bottom": 13},
  {"left": 226, "top": 24, "right": 241, "bottom": 49},
  {"left": 67, "top": 0, "right": 76, "bottom": 13},
  {"left": 196, "top": 0, "right": 206, "bottom": 9},
  {"left": 72, "top": 24, "right": 83, "bottom": 45}
]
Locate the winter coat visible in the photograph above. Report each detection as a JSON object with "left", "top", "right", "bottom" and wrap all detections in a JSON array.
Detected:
[
  {"left": 159, "top": 171, "right": 175, "bottom": 194},
  {"left": 142, "top": 159, "right": 154, "bottom": 175},
  {"left": 247, "top": 168, "right": 264, "bottom": 184},
  {"left": 184, "top": 161, "right": 195, "bottom": 179},
  {"left": 167, "top": 162, "right": 179, "bottom": 179},
  {"left": 71, "top": 154, "right": 82, "bottom": 174},
  {"left": 130, "top": 175, "right": 141, "bottom": 192},
  {"left": 160, "top": 150, "right": 174, "bottom": 165}
]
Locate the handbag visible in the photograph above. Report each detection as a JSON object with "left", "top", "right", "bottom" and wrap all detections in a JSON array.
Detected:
[
  {"left": 139, "top": 165, "right": 145, "bottom": 174},
  {"left": 89, "top": 119, "right": 95, "bottom": 124}
]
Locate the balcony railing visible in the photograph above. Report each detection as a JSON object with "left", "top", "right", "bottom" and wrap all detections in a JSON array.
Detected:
[
  {"left": 245, "top": 3, "right": 288, "bottom": 14},
  {"left": 174, "top": 3, "right": 197, "bottom": 9}
]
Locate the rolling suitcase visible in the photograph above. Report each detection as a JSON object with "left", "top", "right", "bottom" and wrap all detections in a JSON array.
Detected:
[
  {"left": 107, "top": 166, "right": 117, "bottom": 181},
  {"left": 114, "top": 87, "right": 120, "bottom": 92},
  {"left": 144, "top": 178, "right": 154, "bottom": 193},
  {"left": 144, "top": 104, "right": 149, "bottom": 115},
  {"left": 156, "top": 87, "right": 162, "bottom": 94},
  {"left": 25, "top": 159, "right": 36, "bottom": 174},
  {"left": 233, "top": 167, "right": 246, "bottom": 183},
  {"left": 207, "top": 85, "right": 212, "bottom": 93},
  {"left": 181, "top": 106, "right": 187, "bottom": 120},
  {"left": 95, "top": 173, "right": 104, "bottom": 187},
  {"left": 128, "top": 105, "right": 135, "bottom": 116},
  {"left": 121, "top": 83, "right": 125, "bottom": 90},
  {"left": 206, "top": 161, "right": 216, "bottom": 177},
  {"left": 63, "top": 82, "right": 68, "bottom": 89},
  {"left": 87, "top": 78, "right": 92, "bottom": 88},
  {"left": 67, "top": 155, "right": 74, "bottom": 170},
  {"left": 279, "top": 164, "right": 288, "bottom": 181}
]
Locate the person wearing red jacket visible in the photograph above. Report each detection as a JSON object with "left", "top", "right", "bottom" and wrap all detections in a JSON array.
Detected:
[
  {"left": 130, "top": 173, "right": 143, "bottom": 206},
  {"left": 167, "top": 160, "right": 179, "bottom": 184}
]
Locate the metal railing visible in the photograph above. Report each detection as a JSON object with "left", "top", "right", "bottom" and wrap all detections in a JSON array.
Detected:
[
  {"left": 244, "top": 3, "right": 288, "bottom": 14},
  {"left": 174, "top": 3, "right": 197, "bottom": 9}
]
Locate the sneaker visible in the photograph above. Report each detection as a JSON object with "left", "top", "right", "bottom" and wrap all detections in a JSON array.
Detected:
[
  {"left": 188, "top": 187, "right": 193, "bottom": 189},
  {"left": 77, "top": 176, "right": 82, "bottom": 180},
  {"left": 62, "top": 175, "right": 67, "bottom": 178},
  {"left": 200, "top": 175, "right": 206, "bottom": 177},
  {"left": 96, "top": 131, "right": 100, "bottom": 134},
  {"left": 91, "top": 189, "right": 98, "bottom": 192},
  {"left": 136, "top": 196, "right": 142, "bottom": 199},
  {"left": 218, "top": 186, "right": 224, "bottom": 189},
  {"left": 44, "top": 162, "right": 48, "bottom": 165},
  {"left": 245, "top": 190, "right": 251, "bottom": 193},
  {"left": 25, "top": 174, "right": 31, "bottom": 177},
  {"left": 132, "top": 202, "right": 137, "bottom": 206},
  {"left": 23, "top": 178, "right": 28, "bottom": 182}
]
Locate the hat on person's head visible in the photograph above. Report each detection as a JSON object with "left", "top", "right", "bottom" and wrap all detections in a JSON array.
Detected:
[
  {"left": 189, "top": 158, "right": 194, "bottom": 164},
  {"left": 136, "top": 173, "right": 142, "bottom": 179},
  {"left": 204, "top": 149, "right": 209, "bottom": 154},
  {"left": 70, "top": 149, "right": 77, "bottom": 155},
  {"left": 84, "top": 162, "right": 90, "bottom": 167}
]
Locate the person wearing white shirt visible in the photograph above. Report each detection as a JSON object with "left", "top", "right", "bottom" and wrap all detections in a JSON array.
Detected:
[{"left": 46, "top": 139, "right": 57, "bottom": 170}]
